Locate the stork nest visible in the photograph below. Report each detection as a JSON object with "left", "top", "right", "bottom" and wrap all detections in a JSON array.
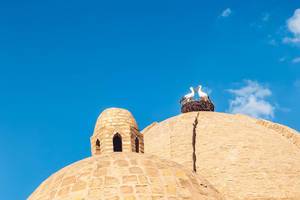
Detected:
[{"left": 181, "top": 98, "right": 214, "bottom": 113}]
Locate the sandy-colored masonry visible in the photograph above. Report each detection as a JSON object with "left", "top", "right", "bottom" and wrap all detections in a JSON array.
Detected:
[
  {"left": 90, "top": 108, "right": 144, "bottom": 155},
  {"left": 143, "top": 111, "right": 300, "bottom": 200},
  {"left": 29, "top": 108, "right": 300, "bottom": 200},
  {"left": 28, "top": 153, "right": 224, "bottom": 200}
]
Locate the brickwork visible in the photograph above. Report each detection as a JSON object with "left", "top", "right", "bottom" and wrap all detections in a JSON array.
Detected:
[
  {"left": 143, "top": 112, "right": 300, "bottom": 200},
  {"left": 28, "top": 153, "right": 223, "bottom": 200},
  {"left": 29, "top": 107, "right": 300, "bottom": 200},
  {"left": 90, "top": 108, "right": 144, "bottom": 155},
  {"left": 256, "top": 119, "right": 300, "bottom": 149}
]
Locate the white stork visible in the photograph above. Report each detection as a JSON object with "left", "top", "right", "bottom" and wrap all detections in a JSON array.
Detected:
[
  {"left": 184, "top": 87, "right": 195, "bottom": 101},
  {"left": 197, "top": 85, "right": 208, "bottom": 100}
]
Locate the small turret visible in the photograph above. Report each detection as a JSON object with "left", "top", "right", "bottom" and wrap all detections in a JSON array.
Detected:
[{"left": 90, "top": 107, "right": 144, "bottom": 155}]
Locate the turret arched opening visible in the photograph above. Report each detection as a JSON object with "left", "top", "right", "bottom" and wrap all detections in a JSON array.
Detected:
[
  {"left": 95, "top": 139, "right": 100, "bottom": 154},
  {"left": 135, "top": 137, "right": 139, "bottom": 153},
  {"left": 113, "top": 133, "right": 122, "bottom": 152}
]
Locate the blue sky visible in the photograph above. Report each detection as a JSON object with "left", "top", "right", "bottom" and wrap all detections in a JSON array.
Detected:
[{"left": 0, "top": 0, "right": 299, "bottom": 199}]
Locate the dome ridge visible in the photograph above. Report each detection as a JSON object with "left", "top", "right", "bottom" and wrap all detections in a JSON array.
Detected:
[{"left": 256, "top": 118, "right": 300, "bottom": 150}]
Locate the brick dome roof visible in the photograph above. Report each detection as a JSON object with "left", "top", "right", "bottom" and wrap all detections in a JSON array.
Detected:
[
  {"left": 94, "top": 108, "right": 138, "bottom": 131},
  {"left": 142, "top": 111, "right": 300, "bottom": 200},
  {"left": 28, "top": 153, "right": 223, "bottom": 200}
]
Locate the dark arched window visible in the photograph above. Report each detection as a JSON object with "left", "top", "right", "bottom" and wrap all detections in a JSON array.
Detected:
[
  {"left": 96, "top": 139, "right": 100, "bottom": 154},
  {"left": 135, "top": 137, "right": 139, "bottom": 153},
  {"left": 113, "top": 133, "right": 122, "bottom": 152}
]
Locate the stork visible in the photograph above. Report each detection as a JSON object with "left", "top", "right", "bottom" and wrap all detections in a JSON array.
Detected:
[
  {"left": 197, "top": 85, "right": 208, "bottom": 100},
  {"left": 184, "top": 87, "right": 195, "bottom": 101}
]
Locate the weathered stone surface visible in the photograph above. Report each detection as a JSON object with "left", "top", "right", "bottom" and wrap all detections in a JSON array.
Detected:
[
  {"left": 90, "top": 108, "right": 144, "bottom": 155},
  {"left": 28, "top": 153, "right": 223, "bottom": 200},
  {"left": 143, "top": 111, "right": 300, "bottom": 200},
  {"left": 29, "top": 107, "right": 300, "bottom": 200}
]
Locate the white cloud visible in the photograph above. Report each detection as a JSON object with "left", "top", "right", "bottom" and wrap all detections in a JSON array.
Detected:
[
  {"left": 227, "top": 80, "right": 275, "bottom": 119},
  {"left": 266, "top": 35, "right": 277, "bottom": 46},
  {"left": 292, "top": 57, "right": 300, "bottom": 63},
  {"left": 283, "top": 37, "right": 300, "bottom": 44},
  {"left": 287, "top": 9, "right": 300, "bottom": 34},
  {"left": 221, "top": 8, "right": 232, "bottom": 18},
  {"left": 262, "top": 13, "right": 270, "bottom": 22},
  {"left": 279, "top": 57, "right": 286, "bottom": 62},
  {"left": 283, "top": 9, "right": 300, "bottom": 45}
]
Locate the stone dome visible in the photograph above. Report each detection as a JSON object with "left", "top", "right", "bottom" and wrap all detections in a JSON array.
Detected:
[
  {"left": 94, "top": 108, "right": 138, "bottom": 131},
  {"left": 28, "top": 153, "right": 223, "bottom": 200},
  {"left": 91, "top": 108, "right": 143, "bottom": 155},
  {"left": 143, "top": 111, "right": 300, "bottom": 200}
]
